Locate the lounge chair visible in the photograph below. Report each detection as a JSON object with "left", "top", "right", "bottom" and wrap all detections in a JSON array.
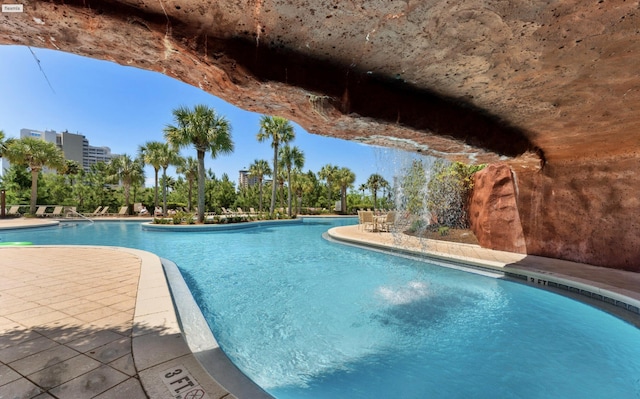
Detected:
[
  {"left": 237, "top": 207, "right": 248, "bottom": 217},
  {"left": 35, "top": 206, "right": 48, "bottom": 217},
  {"left": 84, "top": 206, "right": 102, "bottom": 216},
  {"left": 6, "top": 205, "right": 20, "bottom": 216},
  {"left": 116, "top": 206, "right": 129, "bottom": 216},
  {"left": 46, "top": 206, "right": 64, "bottom": 218},
  {"left": 96, "top": 206, "right": 109, "bottom": 216}
]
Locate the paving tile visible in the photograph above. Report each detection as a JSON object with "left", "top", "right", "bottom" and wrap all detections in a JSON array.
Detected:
[
  {"left": 27, "top": 354, "right": 102, "bottom": 390},
  {"left": 0, "top": 363, "right": 21, "bottom": 385},
  {"left": 32, "top": 319, "right": 89, "bottom": 344},
  {"left": 74, "top": 307, "right": 121, "bottom": 323},
  {"left": 32, "top": 392, "right": 56, "bottom": 399},
  {"left": 0, "top": 377, "right": 43, "bottom": 398},
  {"left": 18, "top": 311, "right": 70, "bottom": 328},
  {"left": 89, "top": 313, "right": 133, "bottom": 333},
  {"left": 92, "top": 377, "right": 147, "bottom": 399},
  {"left": 109, "top": 298, "right": 136, "bottom": 312},
  {"left": 34, "top": 294, "right": 77, "bottom": 306},
  {"left": 1, "top": 300, "right": 42, "bottom": 315},
  {"left": 0, "top": 329, "right": 43, "bottom": 350},
  {"left": 49, "top": 365, "right": 128, "bottom": 399},
  {"left": 132, "top": 332, "right": 191, "bottom": 371},
  {"left": 56, "top": 300, "right": 104, "bottom": 316},
  {"left": 66, "top": 330, "right": 124, "bottom": 353},
  {"left": 0, "top": 335, "right": 57, "bottom": 364},
  {"left": 0, "top": 317, "right": 23, "bottom": 332},
  {"left": 8, "top": 343, "right": 79, "bottom": 375},
  {"left": 108, "top": 353, "right": 136, "bottom": 376},
  {"left": 85, "top": 337, "right": 131, "bottom": 363}
]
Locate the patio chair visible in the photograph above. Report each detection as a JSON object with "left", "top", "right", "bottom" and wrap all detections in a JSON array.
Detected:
[
  {"left": 116, "top": 206, "right": 129, "bottom": 216},
  {"left": 46, "top": 206, "right": 64, "bottom": 218},
  {"left": 361, "top": 211, "right": 375, "bottom": 232},
  {"left": 35, "top": 206, "right": 48, "bottom": 217},
  {"left": 96, "top": 206, "right": 109, "bottom": 216},
  {"left": 380, "top": 211, "right": 396, "bottom": 232}
]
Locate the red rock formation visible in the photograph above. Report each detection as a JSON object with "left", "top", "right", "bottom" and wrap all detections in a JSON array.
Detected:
[{"left": 469, "top": 164, "right": 526, "bottom": 254}]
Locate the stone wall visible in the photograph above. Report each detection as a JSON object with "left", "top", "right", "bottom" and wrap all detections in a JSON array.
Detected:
[{"left": 471, "top": 158, "right": 640, "bottom": 272}]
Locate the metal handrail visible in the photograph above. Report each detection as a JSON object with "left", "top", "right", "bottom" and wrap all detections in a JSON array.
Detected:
[{"left": 66, "top": 209, "right": 94, "bottom": 224}]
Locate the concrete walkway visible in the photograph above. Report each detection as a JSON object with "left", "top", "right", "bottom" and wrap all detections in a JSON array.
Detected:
[{"left": 1, "top": 217, "right": 640, "bottom": 398}]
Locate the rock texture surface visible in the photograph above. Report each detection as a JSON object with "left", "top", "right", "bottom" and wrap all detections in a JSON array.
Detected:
[
  {"left": 469, "top": 164, "right": 526, "bottom": 254},
  {"left": 1, "top": 0, "right": 639, "bottom": 269}
]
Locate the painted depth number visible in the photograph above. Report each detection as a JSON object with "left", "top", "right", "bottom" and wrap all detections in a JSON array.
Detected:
[{"left": 161, "top": 365, "right": 211, "bottom": 399}]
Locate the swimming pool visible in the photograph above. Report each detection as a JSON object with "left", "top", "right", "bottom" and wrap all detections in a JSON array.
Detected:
[{"left": 4, "top": 219, "right": 640, "bottom": 398}]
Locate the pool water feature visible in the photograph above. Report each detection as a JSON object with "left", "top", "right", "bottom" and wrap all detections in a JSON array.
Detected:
[{"left": 4, "top": 219, "right": 640, "bottom": 398}]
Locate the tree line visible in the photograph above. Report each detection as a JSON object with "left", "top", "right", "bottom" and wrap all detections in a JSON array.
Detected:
[{"left": 0, "top": 105, "right": 392, "bottom": 221}]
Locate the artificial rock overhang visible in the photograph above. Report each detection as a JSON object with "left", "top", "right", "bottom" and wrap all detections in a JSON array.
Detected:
[{"left": 6, "top": 0, "right": 638, "bottom": 166}]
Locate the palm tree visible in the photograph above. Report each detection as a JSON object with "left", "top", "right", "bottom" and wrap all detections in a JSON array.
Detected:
[
  {"left": 366, "top": 173, "right": 389, "bottom": 211},
  {"left": 176, "top": 156, "right": 198, "bottom": 211},
  {"left": 291, "top": 172, "right": 312, "bottom": 214},
  {"left": 62, "top": 159, "right": 81, "bottom": 186},
  {"left": 157, "top": 143, "right": 180, "bottom": 215},
  {"left": 256, "top": 115, "right": 294, "bottom": 214},
  {"left": 0, "top": 130, "right": 15, "bottom": 158},
  {"left": 165, "top": 104, "right": 234, "bottom": 223},
  {"left": 248, "top": 159, "right": 272, "bottom": 213},
  {"left": 109, "top": 154, "right": 144, "bottom": 212},
  {"left": 336, "top": 167, "right": 356, "bottom": 213},
  {"left": 5, "top": 137, "right": 65, "bottom": 214},
  {"left": 319, "top": 164, "right": 338, "bottom": 209},
  {"left": 359, "top": 183, "right": 367, "bottom": 197},
  {"left": 279, "top": 145, "right": 305, "bottom": 216},
  {"left": 139, "top": 141, "right": 165, "bottom": 209}
]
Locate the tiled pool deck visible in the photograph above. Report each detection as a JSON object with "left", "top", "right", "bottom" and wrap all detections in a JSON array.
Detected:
[{"left": 1, "top": 218, "right": 639, "bottom": 398}]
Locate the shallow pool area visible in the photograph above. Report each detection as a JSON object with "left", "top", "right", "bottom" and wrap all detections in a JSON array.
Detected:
[{"left": 4, "top": 218, "right": 640, "bottom": 399}]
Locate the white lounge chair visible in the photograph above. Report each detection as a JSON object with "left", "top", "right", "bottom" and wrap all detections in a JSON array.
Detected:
[
  {"left": 46, "top": 206, "right": 64, "bottom": 218},
  {"left": 6, "top": 205, "right": 20, "bottom": 216},
  {"left": 35, "top": 206, "right": 48, "bottom": 217}
]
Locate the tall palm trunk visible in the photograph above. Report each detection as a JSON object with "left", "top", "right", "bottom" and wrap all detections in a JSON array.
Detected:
[
  {"left": 197, "top": 149, "right": 206, "bottom": 223},
  {"left": 30, "top": 169, "right": 39, "bottom": 214},
  {"left": 154, "top": 168, "right": 159, "bottom": 208},
  {"left": 162, "top": 167, "right": 168, "bottom": 215},
  {"left": 287, "top": 169, "right": 292, "bottom": 216},
  {"left": 270, "top": 144, "right": 278, "bottom": 214},
  {"left": 258, "top": 178, "right": 263, "bottom": 212},
  {"left": 187, "top": 178, "right": 193, "bottom": 211}
]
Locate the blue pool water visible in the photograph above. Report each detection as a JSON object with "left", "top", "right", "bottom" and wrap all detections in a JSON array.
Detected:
[{"left": 4, "top": 219, "right": 640, "bottom": 398}]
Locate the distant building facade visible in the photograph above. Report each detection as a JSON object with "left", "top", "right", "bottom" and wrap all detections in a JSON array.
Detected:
[
  {"left": 19, "top": 128, "right": 118, "bottom": 172},
  {"left": 238, "top": 169, "right": 259, "bottom": 189}
]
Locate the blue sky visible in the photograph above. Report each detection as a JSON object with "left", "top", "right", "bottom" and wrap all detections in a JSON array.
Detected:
[{"left": 0, "top": 45, "right": 416, "bottom": 188}]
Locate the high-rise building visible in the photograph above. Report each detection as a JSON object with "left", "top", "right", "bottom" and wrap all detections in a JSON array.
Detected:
[
  {"left": 19, "top": 129, "right": 118, "bottom": 172},
  {"left": 238, "top": 169, "right": 259, "bottom": 189}
]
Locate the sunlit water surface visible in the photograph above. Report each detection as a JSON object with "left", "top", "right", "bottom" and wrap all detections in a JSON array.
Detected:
[{"left": 5, "top": 219, "right": 640, "bottom": 399}]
